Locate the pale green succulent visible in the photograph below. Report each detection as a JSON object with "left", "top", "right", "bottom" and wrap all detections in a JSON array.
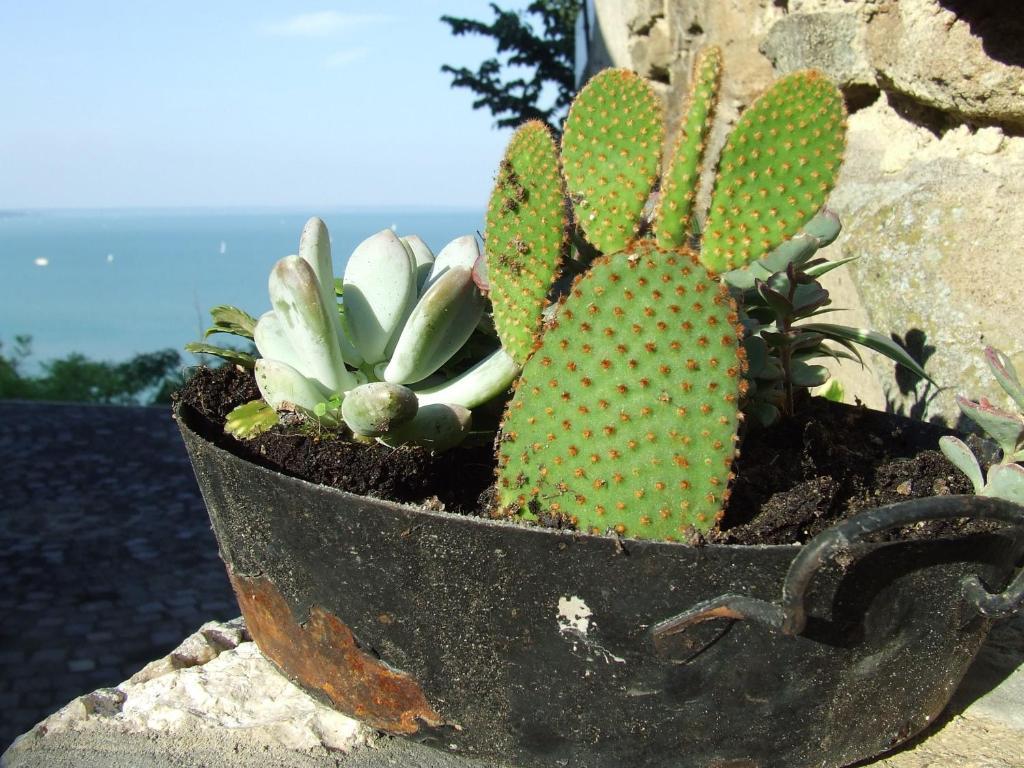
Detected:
[
  {"left": 193, "top": 217, "right": 519, "bottom": 451},
  {"left": 940, "top": 347, "right": 1024, "bottom": 504}
]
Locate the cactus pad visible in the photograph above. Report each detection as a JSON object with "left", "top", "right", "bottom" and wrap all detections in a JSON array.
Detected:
[
  {"left": 496, "top": 242, "right": 744, "bottom": 540},
  {"left": 654, "top": 47, "right": 722, "bottom": 249},
  {"left": 701, "top": 70, "right": 846, "bottom": 272},
  {"left": 485, "top": 120, "right": 567, "bottom": 365},
  {"left": 561, "top": 69, "right": 664, "bottom": 254}
]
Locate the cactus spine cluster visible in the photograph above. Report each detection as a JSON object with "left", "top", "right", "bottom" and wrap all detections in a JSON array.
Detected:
[
  {"left": 487, "top": 49, "right": 847, "bottom": 540},
  {"left": 700, "top": 70, "right": 846, "bottom": 272},
  {"left": 485, "top": 121, "right": 568, "bottom": 365},
  {"left": 561, "top": 69, "right": 664, "bottom": 254},
  {"left": 497, "top": 245, "right": 743, "bottom": 539},
  {"left": 654, "top": 47, "right": 722, "bottom": 249}
]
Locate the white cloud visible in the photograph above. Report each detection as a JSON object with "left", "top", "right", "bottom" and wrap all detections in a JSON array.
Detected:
[
  {"left": 264, "top": 11, "right": 390, "bottom": 38},
  {"left": 325, "top": 47, "right": 369, "bottom": 68}
]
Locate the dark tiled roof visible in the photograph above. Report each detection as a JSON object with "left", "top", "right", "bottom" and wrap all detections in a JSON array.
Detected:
[{"left": 0, "top": 401, "right": 237, "bottom": 750}]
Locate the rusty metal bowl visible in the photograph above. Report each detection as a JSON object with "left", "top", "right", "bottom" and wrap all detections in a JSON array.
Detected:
[{"left": 176, "top": 403, "right": 1024, "bottom": 768}]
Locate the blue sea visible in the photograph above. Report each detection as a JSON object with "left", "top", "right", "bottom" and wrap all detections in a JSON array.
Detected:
[{"left": 0, "top": 208, "right": 483, "bottom": 369}]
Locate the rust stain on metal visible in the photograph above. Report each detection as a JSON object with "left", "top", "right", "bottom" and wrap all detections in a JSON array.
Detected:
[{"left": 229, "top": 570, "right": 446, "bottom": 734}]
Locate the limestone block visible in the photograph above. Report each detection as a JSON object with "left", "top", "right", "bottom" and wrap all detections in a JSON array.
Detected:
[
  {"left": 829, "top": 94, "right": 1024, "bottom": 422},
  {"left": 761, "top": 12, "right": 876, "bottom": 90},
  {"left": 4, "top": 620, "right": 370, "bottom": 761},
  {"left": 866, "top": 0, "right": 1024, "bottom": 127}
]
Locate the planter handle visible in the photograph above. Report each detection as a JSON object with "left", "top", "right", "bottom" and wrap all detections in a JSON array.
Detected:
[{"left": 650, "top": 495, "right": 1024, "bottom": 653}]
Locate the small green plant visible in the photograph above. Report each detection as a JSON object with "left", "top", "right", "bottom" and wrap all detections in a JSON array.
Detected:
[
  {"left": 939, "top": 347, "right": 1024, "bottom": 504},
  {"left": 192, "top": 218, "right": 518, "bottom": 450},
  {"left": 488, "top": 51, "right": 934, "bottom": 541},
  {"left": 491, "top": 53, "right": 848, "bottom": 540},
  {"left": 723, "top": 208, "right": 931, "bottom": 424}
]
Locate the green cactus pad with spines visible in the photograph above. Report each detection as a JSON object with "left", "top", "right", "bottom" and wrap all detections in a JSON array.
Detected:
[
  {"left": 561, "top": 68, "right": 664, "bottom": 254},
  {"left": 654, "top": 46, "right": 722, "bottom": 249},
  {"left": 496, "top": 242, "right": 744, "bottom": 541},
  {"left": 485, "top": 120, "right": 567, "bottom": 366},
  {"left": 701, "top": 70, "right": 846, "bottom": 273}
]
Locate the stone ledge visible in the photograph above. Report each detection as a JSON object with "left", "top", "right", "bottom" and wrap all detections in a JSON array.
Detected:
[{"left": 3, "top": 617, "right": 1022, "bottom": 768}]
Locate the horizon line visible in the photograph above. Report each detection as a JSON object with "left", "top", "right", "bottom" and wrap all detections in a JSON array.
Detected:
[{"left": 0, "top": 203, "right": 485, "bottom": 215}]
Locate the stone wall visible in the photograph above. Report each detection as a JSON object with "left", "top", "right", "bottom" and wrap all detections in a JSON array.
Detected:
[{"left": 582, "top": 0, "right": 1024, "bottom": 423}]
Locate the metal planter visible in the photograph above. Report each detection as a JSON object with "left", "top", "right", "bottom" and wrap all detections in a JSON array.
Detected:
[{"left": 176, "top": 403, "right": 1024, "bottom": 768}]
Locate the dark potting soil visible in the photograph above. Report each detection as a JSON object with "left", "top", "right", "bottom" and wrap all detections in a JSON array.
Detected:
[{"left": 176, "top": 364, "right": 989, "bottom": 546}]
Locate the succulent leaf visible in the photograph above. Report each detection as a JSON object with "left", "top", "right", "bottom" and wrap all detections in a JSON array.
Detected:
[
  {"left": 801, "top": 207, "right": 842, "bottom": 245},
  {"left": 562, "top": 69, "right": 664, "bottom": 254},
  {"left": 413, "top": 348, "right": 520, "bottom": 409},
  {"left": 984, "top": 463, "right": 1024, "bottom": 504},
  {"left": 424, "top": 235, "right": 483, "bottom": 293},
  {"left": 985, "top": 346, "right": 1024, "bottom": 412},
  {"left": 939, "top": 436, "right": 985, "bottom": 494},
  {"left": 270, "top": 256, "right": 356, "bottom": 394},
  {"left": 702, "top": 70, "right": 846, "bottom": 272},
  {"left": 341, "top": 382, "right": 418, "bottom": 437},
  {"left": 224, "top": 399, "right": 278, "bottom": 439},
  {"left": 790, "top": 360, "right": 829, "bottom": 388},
  {"left": 343, "top": 229, "right": 418, "bottom": 365},
  {"left": 655, "top": 46, "right": 722, "bottom": 248},
  {"left": 496, "top": 243, "right": 743, "bottom": 540},
  {"left": 377, "top": 403, "right": 472, "bottom": 451},
  {"left": 955, "top": 395, "right": 1024, "bottom": 459},
  {"left": 485, "top": 121, "right": 567, "bottom": 365},
  {"left": 401, "top": 235, "right": 435, "bottom": 293},
  {"left": 255, "top": 358, "right": 338, "bottom": 424},
  {"left": 298, "top": 216, "right": 362, "bottom": 366},
  {"left": 384, "top": 266, "right": 486, "bottom": 385},
  {"left": 253, "top": 311, "right": 305, "bottom": 372},
  {"left": 799, "top": 323, "right": 933, "bottom": 384}
]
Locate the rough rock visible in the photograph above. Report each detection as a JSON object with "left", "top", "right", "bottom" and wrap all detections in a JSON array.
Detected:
[
  {"left": 761, "top": 11, "right": 876, "bottom": 97},
  {"left": 583, "top": 0, "right": 1024, "bottom": 423},
  {"left": 830, "top": 93, "right": 1024, "bottom": 419},
  {"left": 3, "top": 620, "right": 370, "bottom": 763},
  {"left": 3, "top": 616, "right": 1022, "bottom": 767},
  {"left": 866, "top": 0, "right": 1024, "bottom": 128}
]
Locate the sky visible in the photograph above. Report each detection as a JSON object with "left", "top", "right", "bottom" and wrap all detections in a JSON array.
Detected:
[{"left": 0, "top": 2, "right": 539, "bottom": 210}]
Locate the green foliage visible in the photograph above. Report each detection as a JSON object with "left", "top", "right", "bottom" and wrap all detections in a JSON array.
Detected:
[
  {"left": 203, "top": 305, "right": 257, "bottom": 340},
  {"left": 940, "top": 346, "right": 1024, "bottom": 505},
  {"left": 702, "top": 71, "right": 846, "bottom": 272},
  {"left": 485, "top": 120, "right": 567, "bottom": 365},
  {"left": 561, "top": 68, "right": 664, "bottom": 254},
  {"left": 225, "top": 399, "right": 278, "bottom": 438},
  {"left": 654, "top": 47, "right": 722, "bottom": 249},
  {"left": 725, "top": 210, "right": 932, "bottom": 423},
  {"left": 484, "top": 55, "right": 860, "bottom": 539},
  {"left": 441, "top": 1, "right": 579, "bottom": 131},
  {"left": 497, "top": 244, "right": 743, "bottom": 539},
  {"left": 184, "top": 342, "right": 256, "bottom": 369},
  {"left": 206, "top": 219, "right": 514, "bottom": 450},
  {"left": 0, "top": 336, "right": 183, "bottom": 406}
]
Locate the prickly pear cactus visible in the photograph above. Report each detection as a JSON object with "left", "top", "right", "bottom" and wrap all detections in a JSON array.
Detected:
[
  {"left": 496, "top": 243, "right": 745, "bottom": 540},
  {"left": 485, "top": 120, "right": 567, "bottom": 365},
  {"left": 561, "top": 69, "right": 664, "bottom": 255},
  {"left": 654, "top": 46, "right": 722, "bottom": 249},
  {"left": 701, "top": 70, "right": 846, "bottom": 273}
]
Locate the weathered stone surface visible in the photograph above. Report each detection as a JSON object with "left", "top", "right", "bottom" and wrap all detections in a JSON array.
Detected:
[
  {"left": 830, "top": 94, "right": 1024, "bottom": 419},
  {"left": 761, "top": 11, "right": 876, "bottom": 91},
  {"left": 4, "top": 616, "right": 1022, "bottom": 767},
  {"left": 866, "top": 0, "right": 1024, "bottom": 128},
  {"left": 3, "top": 620, "right": 370, "bottom": 764},
  {"left": 585, "top": 0, "right": 1024, "bottom": 424}
]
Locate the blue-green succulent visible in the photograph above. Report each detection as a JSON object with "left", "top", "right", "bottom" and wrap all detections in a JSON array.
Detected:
[{"left": 193, "top": 217, "right": 519, "bottom": 450}]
